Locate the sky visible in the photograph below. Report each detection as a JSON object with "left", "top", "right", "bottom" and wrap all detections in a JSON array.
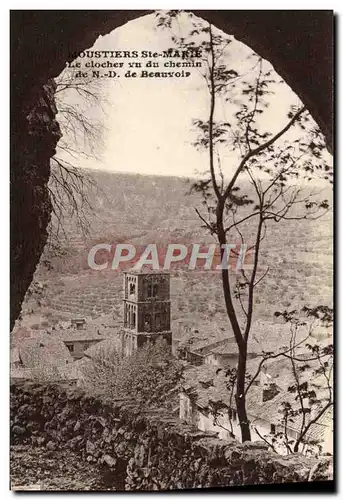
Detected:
[{"left": 55, "top": 12, "right": 327, "bottom": 179}]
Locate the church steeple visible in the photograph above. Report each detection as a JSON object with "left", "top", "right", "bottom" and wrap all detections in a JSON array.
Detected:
[{"left": 122, "top": 269, "right": 172, "bottom": 356}]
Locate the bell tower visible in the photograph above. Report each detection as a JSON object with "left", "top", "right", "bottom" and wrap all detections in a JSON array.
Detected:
[{"left": 122, "top": 269, "right": 172, "bottom": 356}]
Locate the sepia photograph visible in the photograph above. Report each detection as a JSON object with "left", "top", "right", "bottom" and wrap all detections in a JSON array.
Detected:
[{"left": 10, "top": 9, "right": 334, "bottom": 492}]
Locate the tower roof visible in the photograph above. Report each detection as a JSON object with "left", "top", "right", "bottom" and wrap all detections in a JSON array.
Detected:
[{"left": 123, "top": 267, "right": 170, "bottom": 275}]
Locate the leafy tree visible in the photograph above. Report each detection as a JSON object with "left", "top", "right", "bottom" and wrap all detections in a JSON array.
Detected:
[
  {"left": 80, "top": 338, "right": 183, "bottom": 411},
  {"left": 156, "top": 11, "right": 332, "bottom": 442}
]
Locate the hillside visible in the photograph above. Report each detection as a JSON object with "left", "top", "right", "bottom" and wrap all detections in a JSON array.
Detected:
[{"left": 19, "top": 169, "right": 333, "bottom": 344}]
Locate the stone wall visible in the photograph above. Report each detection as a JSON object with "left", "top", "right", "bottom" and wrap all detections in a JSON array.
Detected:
[{"left": 10, "top": 381, "right": 333, "bottom": 491}]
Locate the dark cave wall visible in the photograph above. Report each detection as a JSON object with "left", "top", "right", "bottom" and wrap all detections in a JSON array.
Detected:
[
  {"left": 10, "top": 80, "right": 61, "bottom": 329},
  {"left": 197, "top": 10, "right": 333, "bottom": 152},
  {"left": 10, "top": 10, "right": 333, "bottom": 330},
  {"left": 10, "top": 10, "right": 150, "bottom": 331}
]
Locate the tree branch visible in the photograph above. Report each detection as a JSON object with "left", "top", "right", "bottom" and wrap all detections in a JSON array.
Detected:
[{"left": 223, "top": 106, "right": 306, "bottom": 201}]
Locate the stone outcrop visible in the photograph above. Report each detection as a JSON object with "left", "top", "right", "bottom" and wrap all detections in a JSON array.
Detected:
[
  {"left": 10, "top": 381, "right": 333, "bottom": 491},
  {"left": 11, "top": 79, "right": 61, "bottom": 329}
]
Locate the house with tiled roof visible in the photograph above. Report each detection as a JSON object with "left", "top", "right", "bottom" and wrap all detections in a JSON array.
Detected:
[
  {"left": 55, "top": 318, "right": 107, "bottom": 359},
  {"left": 179, "top": 360, "right": 333, "bottom": 456},
  {"left": 14, "top": 332, "right": 72, "bottom": 367},
  {"left": 10, "top": 331, "right": 77, "bottom": 382},
  {"left": 178, "top": 320, "right": 306, "bottom": 369},
  {"left": 180, "top": 335, "right": 261, "bottom": 368}
]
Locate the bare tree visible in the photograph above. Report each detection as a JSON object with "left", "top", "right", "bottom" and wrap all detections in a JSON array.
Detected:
[
  {"left": 156, "top": 12, "right": 332, "bottom": 442},
  {"left": 206, "top": 306, "right": 332, "bottom": 455},
  {"left": 48, "top": 64, "right": 109, "bottom": 246},
  {"left": 247, "top": 306, "right": 333, "bottom": 455}
]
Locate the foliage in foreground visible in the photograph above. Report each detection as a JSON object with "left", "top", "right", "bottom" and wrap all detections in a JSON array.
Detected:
[{"left": 80, "top": 339, "right": 183, "bottom": 411}]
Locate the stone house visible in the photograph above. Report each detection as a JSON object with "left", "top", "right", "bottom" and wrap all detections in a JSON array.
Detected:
[
  {"left": 179, "top": 320, "right": 308, "bottom": 369},
  {"left": 10, "top": 330, "right": 76, "bottom": 381},
  {"left": 56, "top": 318, "right": 106, "bottom": 359},
  {"left": 179, "top": 363, "right": 333, "bottom": 456},
  {"left": 180, "top": 336, "right": 259, "bottom": 368}
]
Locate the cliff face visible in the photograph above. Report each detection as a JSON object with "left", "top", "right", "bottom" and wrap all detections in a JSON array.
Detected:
[
  {"left": 10, "top": 381, "right": 333, "bottom": 491},
  {"left": 10, "top": 80, "right": 62, "bottom": 329}
]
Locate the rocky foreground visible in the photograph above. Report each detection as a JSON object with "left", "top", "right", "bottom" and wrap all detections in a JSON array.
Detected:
[
  {"left": 11, "top": 444, "right": 114, "bottom": 491},
  {"left": 11, "top": 381, "right": 334, "bottom": 492}
]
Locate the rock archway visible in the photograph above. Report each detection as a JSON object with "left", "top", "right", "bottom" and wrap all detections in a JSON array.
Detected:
[{"left": 10, "top": 10, "right": 333, "bottom": 329}]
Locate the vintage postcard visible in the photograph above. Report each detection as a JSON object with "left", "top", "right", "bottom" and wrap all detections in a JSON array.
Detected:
[{"left": 10, "top": 10, "right": 334, "bottom": 492}]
